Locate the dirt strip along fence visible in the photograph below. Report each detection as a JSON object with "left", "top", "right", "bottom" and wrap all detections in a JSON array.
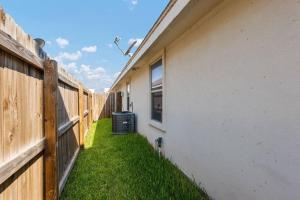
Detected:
[{"left": 0, "top": 8, "right": 107, "bottom": 200}]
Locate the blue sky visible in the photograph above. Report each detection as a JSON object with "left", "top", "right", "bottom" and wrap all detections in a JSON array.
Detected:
[{"left": 1, "top": 0, "right": 168, "bottom": 92}]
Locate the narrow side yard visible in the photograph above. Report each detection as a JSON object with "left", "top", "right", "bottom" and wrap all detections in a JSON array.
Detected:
[{"left": 61, "top": 118, "right": 209, "bottom": 200}]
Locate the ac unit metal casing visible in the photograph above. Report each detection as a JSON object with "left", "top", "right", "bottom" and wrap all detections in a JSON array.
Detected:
[{"left": 112, "top": 112, "right": 135, "bottom": 134}]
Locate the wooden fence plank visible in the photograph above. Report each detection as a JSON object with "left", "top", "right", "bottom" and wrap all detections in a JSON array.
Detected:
[
  {"left": 44, "top": 59, "right": 58, "bottom": 200},
  {"left": 78, "top": 85, "right": 84, "bottom": 148},
  {"left": 0, "top": 138, "right": 45, "bottom": 185},
  {"left": 58, "top": 75, "right": 79, "bottom": 90},
  {"left": 0, "top": 49, "right": 44, "bottom": 200},
  {"left": 88, "top": 93, "right": 92, "bottom": 127},
  {"left": 83, "top": 110, "right": 89, "bottom": 117},
  {"left": 0, "top": 30, "right": 43, "bottom": 70},
  {"left": 0, "top": 50, "right": 3, "bottom": 164},
  {"left": 58, "top": 116, "right": 80, "bottom": 138},
  {"left": 58, "top": 148, "right": 79, "bottom": 195}
]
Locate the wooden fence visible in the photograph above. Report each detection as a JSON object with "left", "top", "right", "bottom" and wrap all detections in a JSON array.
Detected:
[
  {"left": 56, "top": 68, "right": 94, "bottom": 195},
  {"left": 0, "top": 9, "right": 99, "bottom": 200},
  {"left": 92, "top": 92, "right": 116, "bottom": 121}
]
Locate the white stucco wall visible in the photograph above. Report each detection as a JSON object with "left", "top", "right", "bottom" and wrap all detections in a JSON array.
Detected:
[{"left": 115, "top": 0, "right": 300, "bottom": 199}]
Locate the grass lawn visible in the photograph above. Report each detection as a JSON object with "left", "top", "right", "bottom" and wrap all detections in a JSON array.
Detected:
[{"left": 61, "top": 118, "right": 209, "bottom": 200}]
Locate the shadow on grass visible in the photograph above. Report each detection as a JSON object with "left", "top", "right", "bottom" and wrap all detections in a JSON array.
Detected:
[{"left": 61, "top": 118, "right": 209, "bottom": 200}]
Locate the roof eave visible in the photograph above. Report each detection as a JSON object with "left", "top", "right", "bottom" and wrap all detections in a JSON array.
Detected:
[
  {"left": 110, "top": 0, "right": 222, "bottom": 91},
  {"left": 110, "top": 0, "right": 181, "bottom": 90}
]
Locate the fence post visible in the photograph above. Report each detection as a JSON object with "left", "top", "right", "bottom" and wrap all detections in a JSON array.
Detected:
[
  {"left": 88, "top": 93, "right": 92, "bottom": 126},
  {"left": 91, "top": 93, "right": 94, "bottom": 122},
  {"left": 44, "top": 59, "right": 58, "bottom": 200},
  {"left": 79, "top": 85, "right": 84, "bottom": 148}
]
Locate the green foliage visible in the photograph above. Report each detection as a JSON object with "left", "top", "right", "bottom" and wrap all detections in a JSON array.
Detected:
[{"left": 61, "top": 118, "right": 209, "bottom": 200}]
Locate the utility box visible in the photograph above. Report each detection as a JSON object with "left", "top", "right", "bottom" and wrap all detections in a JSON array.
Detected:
[{"left": 112, "top": 112, "right": 135, "bottom": 134}]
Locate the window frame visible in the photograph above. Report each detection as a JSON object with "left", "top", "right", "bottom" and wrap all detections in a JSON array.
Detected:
[
  {"left": 150, "top": 60, "right": 163, "bottom": 122},
  {"left": 126, "top": 81, "right": 131, "bottom": 111},
  {"left": 148, "top": 51, "right": 166, "bottom": 132}
]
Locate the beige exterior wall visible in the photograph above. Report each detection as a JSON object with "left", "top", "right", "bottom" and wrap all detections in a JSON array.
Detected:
[{"left": 114, "top": 0, "right": 300, "bottom": 199}]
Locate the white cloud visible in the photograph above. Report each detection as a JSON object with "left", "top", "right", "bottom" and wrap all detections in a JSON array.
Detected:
[
  {"left": 131, "top": 0, "right": 138, "bottom": 5},
  {"left": 81, "top": 45, "right": 97, "bottom": 53},
  {"left": 61, "top": 62, "right": 77, "bottom": 71},
  {"left": 104, "top": 88, "right": 110, "bottom": 93},
  {"left": 128, "top": 38, "right": 144, "bottom": 48},
  {"left": 59, "top": 63, "right": 114, "bottom": 92},
  {"left": 124, "top": 0, "right": 138, "bottom": 10},
  {"left": 89, "top": 89, "right": 95, "bottom": 93},
  {"left": 107, "top": 43, "right": 113, "bottom": 48},
  {"left": 55, "top": 54, "right": 114, "bottom": 92},
  {"left": 70, "top": 64, "right": 114, "bottom": 92},
  {"left": 54, "top": 51, "right": 82, "bottom": 62},
  {"left": 56, "top": 37, "right": 69, "bottom": 48},
  {"left": 46, "top": 41, "right": 52, "bottom": 45},
  {"left": 78, "top": 64, "right": 107, "bottom": 80}
]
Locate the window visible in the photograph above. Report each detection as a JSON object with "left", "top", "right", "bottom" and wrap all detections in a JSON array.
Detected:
[
  {"left": 151, "top": 59, "right": 163, "bottom": 122},
  {"left": 126, "top": 82, "right": 130, "bottom": 111}
]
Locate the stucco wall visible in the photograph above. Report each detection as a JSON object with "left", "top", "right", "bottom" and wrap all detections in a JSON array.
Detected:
[{"left": 115, "top": 0, "right": 300, "bottom": 199}]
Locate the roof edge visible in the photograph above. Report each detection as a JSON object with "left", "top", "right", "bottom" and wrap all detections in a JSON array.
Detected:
[{"left": 110, "top": 0, "right": 179, "bottom": 90}]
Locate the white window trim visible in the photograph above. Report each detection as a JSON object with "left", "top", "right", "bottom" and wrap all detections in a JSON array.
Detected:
[
  {"left": 126, "top": 81, "right": 131, "bottom": 111},
  {"left": 148, "top": 50, "right": 166, "bottom": 133}
]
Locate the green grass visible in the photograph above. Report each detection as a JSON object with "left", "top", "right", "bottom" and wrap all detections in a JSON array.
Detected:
[{"left": 61, "top": 118, "right": 209, "bottom": 200}]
